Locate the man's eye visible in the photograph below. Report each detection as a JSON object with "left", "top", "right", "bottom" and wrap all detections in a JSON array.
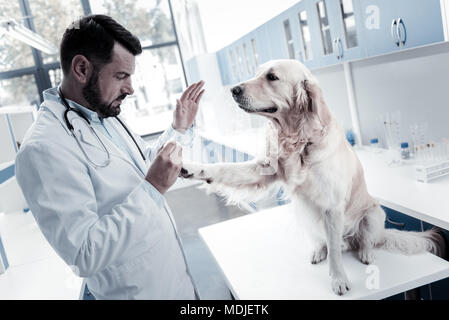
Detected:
[{"left": 266, "top": 73, "right": 279, "bottom": 81}]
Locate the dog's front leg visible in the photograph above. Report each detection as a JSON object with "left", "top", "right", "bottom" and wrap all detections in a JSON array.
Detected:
[
  {"left": 180, "top": 159, "right": 277, "bottom": 186},
  {"left": 323, "top": 209, "right": 351, "bottom": 295},
  {"left": 180, "top": 159, "right": 278, "bottom": 203}
]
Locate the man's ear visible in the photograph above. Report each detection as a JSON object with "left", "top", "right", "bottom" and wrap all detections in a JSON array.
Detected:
[
  {"left": 71, "top": 55, "right": 92, "bottom": 85},
  {"left": 302, "top": 79, "right": 332, "bottom": 127}
]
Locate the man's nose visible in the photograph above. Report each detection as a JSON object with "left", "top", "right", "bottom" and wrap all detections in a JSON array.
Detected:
[
  {"left": 231, "top": 85, "right": 244, "bottom": 97},
  {"left": 122, "top": 79, "right": 134, "bottom": 96}
]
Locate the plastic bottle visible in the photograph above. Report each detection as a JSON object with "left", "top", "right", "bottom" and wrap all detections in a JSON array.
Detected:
[
  {"left": 346, "top": 130, "right": 355, "bottom": 146},
  {"left": 370, "top": 138, "right": 379, "bottom": 148},
  {"left": 401, "top": 142, "right": 410, "bottom": 160}
]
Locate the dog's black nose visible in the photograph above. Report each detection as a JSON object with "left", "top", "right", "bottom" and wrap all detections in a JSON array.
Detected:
[{"left": 231, "top": 86, "right": 243, "bottom": 97}]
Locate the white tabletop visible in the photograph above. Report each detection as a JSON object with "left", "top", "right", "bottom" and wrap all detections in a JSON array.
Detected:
[
  {"left": 0, "top": 211, "right": 83, "bottom": 299},
  {"left": 356, "top": 148, "right": 449, "bottom": 230},
  {"left": 199, "top": 204, "right": 449, "bottom": 300}
]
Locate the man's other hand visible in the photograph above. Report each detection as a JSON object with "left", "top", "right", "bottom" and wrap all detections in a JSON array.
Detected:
[
  {"left": 172, "top": 81, "right": 205, "bottom": 133},
  {"left": 146, "top": 141, "right": 182, "bottom": 194}
]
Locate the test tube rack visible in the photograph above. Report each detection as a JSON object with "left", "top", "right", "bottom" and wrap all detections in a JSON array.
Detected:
[{"left": 415, "top": 159, "right": 449, "bottom": 183}]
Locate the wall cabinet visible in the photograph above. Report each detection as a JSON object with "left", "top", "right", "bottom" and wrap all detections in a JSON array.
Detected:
[
  {"left": 359, "top": 0, "right": 445, "bottom": 57},
  {"left": 215, "top": 0, "right": 447, "bottom": 86}
]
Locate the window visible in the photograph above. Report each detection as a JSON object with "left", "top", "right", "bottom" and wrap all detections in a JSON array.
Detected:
[
  {"left": 48, "top": 68, "right": 63, "bottom": 88},
  {"left": 242, "top": 43, "right": 253, "bottom": 76},
  {"left": 0, "top": 75, "right": 40, "bottom": 108},
  {"left": 228, "top": 50, "right": 237, "bottom": 81},
  {"left": 120, "top": 45, "right": 185, "bottom": 136},
  {"left": 90, "top": 0, "right": 176, "bottom": 47},
  {"left": 28, "top": 0, "right": 84, "bottom": 64},
  {"left": 283, "top": 19, "right": 295, "bottom": 59},
  {"left": 251, "top": 38, "right": 259, "bottom": 68},
  {"left": 298, "top": 10, "right": 313, "bottom": 60},
  {"left": 316, "top": 0, "right": 333, "bottom": 55},
  {"left": 0, "top": 0, "right": 187, "bottom": 137},
  {"left": 0, "top": 1, "right": 34, "bottom": 72},
  {"left": 235, "top": 46, "right": 244, "bottom": 77},
  {"left": 339, "top": 0, "right": 358, "bottom": 49}
]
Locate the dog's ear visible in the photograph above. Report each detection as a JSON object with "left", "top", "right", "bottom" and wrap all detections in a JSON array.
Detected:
[{"left": 302, "top": 80, "right": 332, "bottom": 127}]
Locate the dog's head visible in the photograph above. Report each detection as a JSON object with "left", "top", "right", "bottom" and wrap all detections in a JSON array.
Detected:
[{"left": 231, "top": 59, "right": 331, "bottom": 132}]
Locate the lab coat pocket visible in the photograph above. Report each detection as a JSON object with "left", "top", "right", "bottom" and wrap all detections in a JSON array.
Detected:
[{"left": 114, "top": 238, "right": 166, "bottom": 299}]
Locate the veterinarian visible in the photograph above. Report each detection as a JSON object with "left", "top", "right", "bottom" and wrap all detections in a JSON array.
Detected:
[{"left": 15, "top": 15, "right": 205, "bottom": 300}]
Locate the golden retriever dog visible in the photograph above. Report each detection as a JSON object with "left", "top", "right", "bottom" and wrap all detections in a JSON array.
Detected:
[{"left": 181, "top": 59, "right": 444, "bottom": 295}]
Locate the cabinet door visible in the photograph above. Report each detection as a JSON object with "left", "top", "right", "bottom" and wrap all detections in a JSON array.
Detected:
[
  {"left": 252, "top": 23, "right": 272, "bottom": 66},
  {"left": 331, "top": 0, "right": 367, "bottom": 62},
  {"left": 294, "top": 1, "right": 318, "bottom": 69},
  {"left": 359, "top": 0, "right": 400, "bottom": 57},
  {"left": 309, "top": 0, "right": 343, "bottom": 66},
  {"left": 266, "top": 12, "right": 291, "bottom": 61},
  {"left": 359, "top": 0, "right": 445, "bottom": 57},
  {"left": 394, "top": 0, "right": 444, "bottom": 50}
]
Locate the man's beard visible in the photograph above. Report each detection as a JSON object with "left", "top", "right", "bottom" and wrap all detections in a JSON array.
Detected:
[{"left": 82, "top": 69, "right": 126, "bottom": 118}]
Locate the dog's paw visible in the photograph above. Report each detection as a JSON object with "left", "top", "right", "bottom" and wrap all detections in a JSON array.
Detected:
[
  {"left": 331, "top": 276, "right": 351, "bottom": 296},
  {"left": 179, "top": 167, "right": 194, "bottom": 179},
  {"left": 310, "top": 246, "right": 327, "bottom": 264},
  {"left": 180, "top": 163, "right": 214, "bottom": 184},
  {"left": 358, "top": 249, "right": 375, "bottom": 265}
]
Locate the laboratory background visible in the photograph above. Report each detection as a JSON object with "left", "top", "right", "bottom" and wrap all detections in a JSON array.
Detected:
[{"left": 1, "top": 0, "right": 449, "bottom": 300}]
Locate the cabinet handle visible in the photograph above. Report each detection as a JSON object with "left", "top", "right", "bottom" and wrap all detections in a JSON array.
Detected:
[
  {"left": 387, "top": 217, "right": 405, "bottom": 228},
  {"left": 391, "top": 19, "right": 400, "bottom": 47},
  {"left": 334, "top": 38, "right": 340, "bottom": 59},
  {"left": 397, "top": 18, "right": 407, "bottom": 46},
  {"left": 338, "top": 38, "right": 344, "bottom": 59}
]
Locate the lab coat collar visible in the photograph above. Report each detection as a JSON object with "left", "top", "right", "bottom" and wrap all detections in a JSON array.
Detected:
[{"left": 41, "top": 87, "right": 147, "bottom": 176}]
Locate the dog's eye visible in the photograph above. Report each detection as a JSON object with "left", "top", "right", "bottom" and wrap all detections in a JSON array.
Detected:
[{"left": 266, "top": 73, "right": 279, "bottom": 81}]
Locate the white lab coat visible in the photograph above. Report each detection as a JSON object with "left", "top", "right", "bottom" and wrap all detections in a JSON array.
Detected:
[{"left": 15, "top": 88, "right": 197, "bottom": 300}]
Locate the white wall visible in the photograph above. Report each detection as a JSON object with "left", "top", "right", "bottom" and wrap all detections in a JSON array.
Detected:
[
  {"left": 312, "top": 65, "right": 352, "bottom": 134},
  {"left": 351, "top": 42, "right": 449, "bottom": 146}
]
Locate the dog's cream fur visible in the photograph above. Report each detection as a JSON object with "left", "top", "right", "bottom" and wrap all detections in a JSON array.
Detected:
[{"left": 181, "top": 59, "right": 441, "bottom": 295}]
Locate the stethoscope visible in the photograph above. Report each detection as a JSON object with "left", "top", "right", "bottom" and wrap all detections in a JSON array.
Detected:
[{"left": 59, "top": 88, "right": 146, "bottom": 168}]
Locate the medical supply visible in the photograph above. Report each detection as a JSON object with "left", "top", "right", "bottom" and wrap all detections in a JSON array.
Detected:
[
  {"left": 59, "top": 88, "right": 146, "bottom": 168},
  {"left": 382, "top": 111, "right": 401, "bottom": 151},
  {"left": 370, "top": 138, "right": 379, "bottom": 148},
  {"left": 400, "top": 142, "right": 410, "bottom": 159},
  {"left": 346, "top": 130, "right": 355, "bottom": 146},
  {"left": 413, "top": 138, "right": 449, "bottom": 182},
  {"left": 415, "top": 159, "right": 449, "bottom": 183}
]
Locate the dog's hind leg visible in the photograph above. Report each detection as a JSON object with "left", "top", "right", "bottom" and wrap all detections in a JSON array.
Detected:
[{"left": 323, "top": 209, "right": 351, "bottom": 295}]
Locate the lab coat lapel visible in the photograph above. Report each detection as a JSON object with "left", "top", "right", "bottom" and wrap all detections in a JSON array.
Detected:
[{"left": 110, "top": 117, "right": 149, "bottom": 175}]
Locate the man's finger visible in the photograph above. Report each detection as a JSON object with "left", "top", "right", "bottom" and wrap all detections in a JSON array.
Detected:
[
  {"left": 190, "top": 81, "right": 205, "bottom": 100},
  {"left": 182, "top": 82, "right": 199, "bottom": 101},
  {"left": 169, "top": 145, "right": 183, "bottom": 165},
  {"left": 161, "top": 141, "right": 177, "bottom": 155},
  {"left": 194, "top": 89, "right": 205, "bottom": 104}
]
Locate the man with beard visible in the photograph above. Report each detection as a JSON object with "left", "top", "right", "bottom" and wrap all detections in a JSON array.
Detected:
[{"left": 15, "top": 15, "right": 205, "bottom": 300}]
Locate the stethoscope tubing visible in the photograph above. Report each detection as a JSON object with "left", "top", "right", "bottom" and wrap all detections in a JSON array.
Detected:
[{"left": 58, "top": 88, "right": 145, "bottom": 168}]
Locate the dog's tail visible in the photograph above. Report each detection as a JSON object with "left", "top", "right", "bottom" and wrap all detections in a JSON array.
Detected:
[{"left": 376, "top": 227, "right": 447, "bottom": 258}]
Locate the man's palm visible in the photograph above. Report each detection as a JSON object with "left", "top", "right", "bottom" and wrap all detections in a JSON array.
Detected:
[{"left": 173, "top": 81, "right": 205, "bottom": 133}]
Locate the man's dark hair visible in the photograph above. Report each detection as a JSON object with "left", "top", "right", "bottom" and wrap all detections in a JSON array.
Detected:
[{"left": 60, "top": 14, "right": 142, "bottom": 76}]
